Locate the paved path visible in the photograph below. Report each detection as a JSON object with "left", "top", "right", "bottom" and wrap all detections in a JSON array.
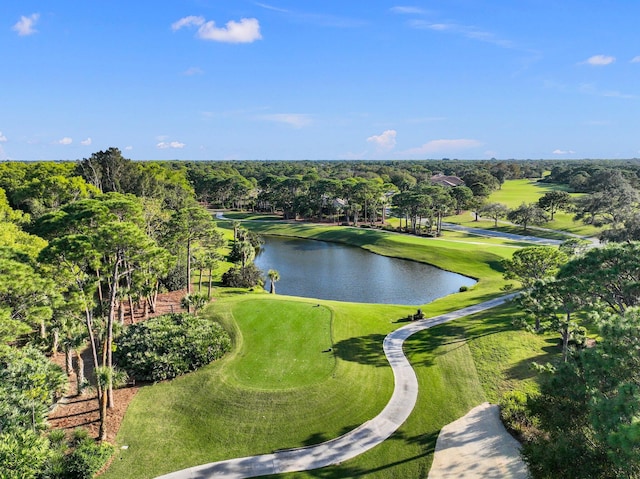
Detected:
[
  {"left": 428, "top": 402, "right": 528, "bottom": 479},
  {"left": 441, "top": 222, "right": 563, "bottom": 245},
  {"left": 156, "top": 294, "right": 519, "bottom": 479}
]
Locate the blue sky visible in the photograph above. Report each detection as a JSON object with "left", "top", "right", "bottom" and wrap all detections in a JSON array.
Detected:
[{"left": 2, "top": 1, "right": 640, "bottom": 161}]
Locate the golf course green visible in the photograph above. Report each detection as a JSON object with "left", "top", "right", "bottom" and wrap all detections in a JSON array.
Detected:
[{"left": 103, "top": 214, "right": 559, "bottom": 479}]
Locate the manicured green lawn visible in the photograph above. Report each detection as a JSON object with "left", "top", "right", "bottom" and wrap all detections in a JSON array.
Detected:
[
  {"left": 228, "top": 300, "right": 334, "bottom": 388},
  {"left": 446, "top": 178, "right": 601, "bottom": 237},
  {"left": 221, "top": 211, "right": 284, "bottom": 221},
  {"left": 104, "top": 224, "right": 554, "bottom": 479},
  {"left": 103, "top": 296, "right": 404, "bottom": 479},
  {"left": 542, "top": 211, "right": 599, "bottom": 236},
  {"left": 488, "top": 179, "right": 567, "bottom": 207}
]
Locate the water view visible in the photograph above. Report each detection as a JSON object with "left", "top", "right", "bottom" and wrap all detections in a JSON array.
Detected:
[{"left": 254, "top": 236, "right": 476, "bottom": 305}]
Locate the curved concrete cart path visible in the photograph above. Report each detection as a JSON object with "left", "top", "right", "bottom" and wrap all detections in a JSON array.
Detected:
[{"left": 156, "top": 294, "right": 520, "bottom": 479}]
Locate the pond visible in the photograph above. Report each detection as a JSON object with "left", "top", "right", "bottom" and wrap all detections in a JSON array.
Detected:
[{"left": 253, "top": 236, "right": 476, "bottom": 305}]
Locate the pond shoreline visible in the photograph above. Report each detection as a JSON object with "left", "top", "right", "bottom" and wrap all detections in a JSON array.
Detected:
[{"left": 254, "top": 234, "right": 476, "bottom": 305}]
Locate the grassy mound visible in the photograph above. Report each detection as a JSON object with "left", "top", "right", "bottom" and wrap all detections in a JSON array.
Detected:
[{"left": 104, "top": 224, "right": 553, "bottom": 478}]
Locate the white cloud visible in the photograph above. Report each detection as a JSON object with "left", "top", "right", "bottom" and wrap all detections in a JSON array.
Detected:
[
  {"left": 157, "top": 141, "right": 186, "bottom": 149},
  {"left": 255, "top": 3, "right": 290, "bottom": 14},
  {"left": 183, "top": 67, "right": 203, "bottom": 76},
  {"left": 13, "top": 13, "right": 40, "bottom": 36},
  {"left": 57, "top": 137, "right": 73, "bottom": 145},
  {"left": 404, "top": 138, "right": 482, "bottom": 155},
  {"left": 198, "top": 18, "right": 262, "bottom": 43},
  {"left": 409, "top": 20, "right": 514, "bottom": 48},
  {"left": 254, "top": 5, "right": 365, "bottom": 28},
  {"left": 0, "top": 132, "right": 7, "bottom": 142},
  {"left": 552, "top": 149, "right": 576, "bottom": 155},
  {"left": 80, "top": 137, "right": 92, "bottom": 146},
  {"left": 631, "top": 56, "right": 640, "bottom": 63},
  {"left": 171, "top": 16, "right": 204, "bottom": 31},
  {"left": 124, "top": 146, "right": 133, "bottom": 151},
  {"left": 260, "top": 113, "right": 312, "bottom": 128},
  {"left": 579, "top": 82, "right": 637, "bottom": 99},
  {"left": 584, "top": 54, "right": 615, "bottom": 66},
  {"left": 390, "top": 6, "right": 428, "bottom": 15},
  {"left": 173, "top": 16, "right": 262, "bottom": 43},
  {"left": 367, "top": 130, "right": 397, "bottom": 152}
]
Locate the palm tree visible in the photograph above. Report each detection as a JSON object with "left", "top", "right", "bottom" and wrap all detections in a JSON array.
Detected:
[
  {"left": 238, "top": 240, "right": 255, "bottom": 271},
  {"left": 232, "top": 220, "right": 241, "bottom": 241},
  {"left": 96, "top": 366, "right": 128, "bottom": 441},
  {"left": 181, "top": 293, "right": 208, "bottom": 316},
  {"left": 202, "top": 250, "right": 220, "bottom": 299},
  {"left": 267, "top": 269, "right": 280, "bottom": 294}
]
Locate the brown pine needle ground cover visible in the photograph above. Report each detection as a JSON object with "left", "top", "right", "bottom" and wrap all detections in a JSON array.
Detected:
[{"left": 48, "top": 290, "right": 189, "bottom": 442}]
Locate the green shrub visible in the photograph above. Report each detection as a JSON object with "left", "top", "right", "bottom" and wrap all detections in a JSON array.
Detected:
[
  {"left": 221, "top": 263, "right": 263, "bottom": 288},
  {"left": 459, "top": 285, "right": 468, "bottom": 292},
  {"left": 63, "top": 438, "right": 114, "bottom": 479},
  {"left": 0, "top": 429, "right": 52, "bottom": 479},
  {"left": 0, "top": 346, "right": 67, "bottom": 433},
  {"left": 499, "top": 390, "right": 538, "bottom": 442},
  {"left": 160, "top": 263, "right": 187, "bottom": 291},
  {"left": 114, "top": 313, "right": 231, "bottom": 382}
]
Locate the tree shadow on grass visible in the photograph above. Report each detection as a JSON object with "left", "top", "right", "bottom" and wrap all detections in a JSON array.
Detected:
[
  {"left": 263, "top": 428, "right": 439, "bottom": 478},
  {"left": 488, "top": 258, "right": 506, "bottom": 273},
  {"left": 332, "top": 334, "right": 388, "bottom": 367},
  {"left": 334, "top": 303, "right": 518, "bottom": 369},
  {"left": 404, "top": 320, "right": 508, "bottom": 368},
  {"left": 296, "top": 424, "right": 361, "bottom": 448},
  {"left": 506, "top": 337, "right": 561, "bottom": 381}
]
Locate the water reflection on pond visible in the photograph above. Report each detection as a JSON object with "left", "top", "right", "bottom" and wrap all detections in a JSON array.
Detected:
[{"left": 253, "top": 236, "right": 476, "bottom": 305}]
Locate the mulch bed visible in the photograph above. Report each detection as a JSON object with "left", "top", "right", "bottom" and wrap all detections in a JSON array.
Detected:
[{"left": 48, "top": 290, "right": 190, "bottom": 442}]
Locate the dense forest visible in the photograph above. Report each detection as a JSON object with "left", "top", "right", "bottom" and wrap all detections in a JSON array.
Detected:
[{"left": 2, "top": 149, "right": 640, "bottom": 477}]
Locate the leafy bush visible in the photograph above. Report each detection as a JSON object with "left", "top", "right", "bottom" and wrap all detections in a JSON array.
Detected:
[
  {"left": 499, "top": 390, "right": 538, "bottom": 442},
  {"left": 221, "top": 264, "right": 263, "bottom": 288},
  {"left": 180, "top": 293, "right": 208, "bottom": 315},
  {"left": 63, "top": 438, "right": 114, "bottom": 479},
  {"left": 0, "top": 429, "right": 52, "bottom": 479},
  {"left": 160, "top": 263, "right": 187, "bottom": 291},
  {"left": 0, "top": 345, "right": 67, "bottom": 433},
  {"left": 114, "top": 313, "right": 231, "bottom": 381}
]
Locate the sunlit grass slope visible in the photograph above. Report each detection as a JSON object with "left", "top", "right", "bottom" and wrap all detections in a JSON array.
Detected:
[
  {"left": 104, "top": 224, "right": 554, "bottom": 479},
  {"left": 441, "top": 179, "right": 600, "bottom": 237},
  {"left": 106, "top": 294, "right": 553, "bottom": 479},
  {"left": 104, "top": 296, "right": 403, "bottom": 479}
]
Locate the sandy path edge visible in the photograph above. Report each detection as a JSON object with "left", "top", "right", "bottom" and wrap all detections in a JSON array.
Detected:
[{"left": 428, "top": 402, "right": 529, "bottom": 479}]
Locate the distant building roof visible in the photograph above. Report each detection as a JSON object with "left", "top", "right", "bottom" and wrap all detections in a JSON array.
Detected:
[{"left": 430, "top": 174, "right": 465, "bottom": 187}]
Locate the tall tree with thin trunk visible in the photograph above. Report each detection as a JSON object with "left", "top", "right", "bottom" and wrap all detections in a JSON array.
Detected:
[
  {"left": 502, "top": 246, "right": 568, "bottom": 289},
  {"left": 167, "top": 206, "right": 222, "bottom": 296}
]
